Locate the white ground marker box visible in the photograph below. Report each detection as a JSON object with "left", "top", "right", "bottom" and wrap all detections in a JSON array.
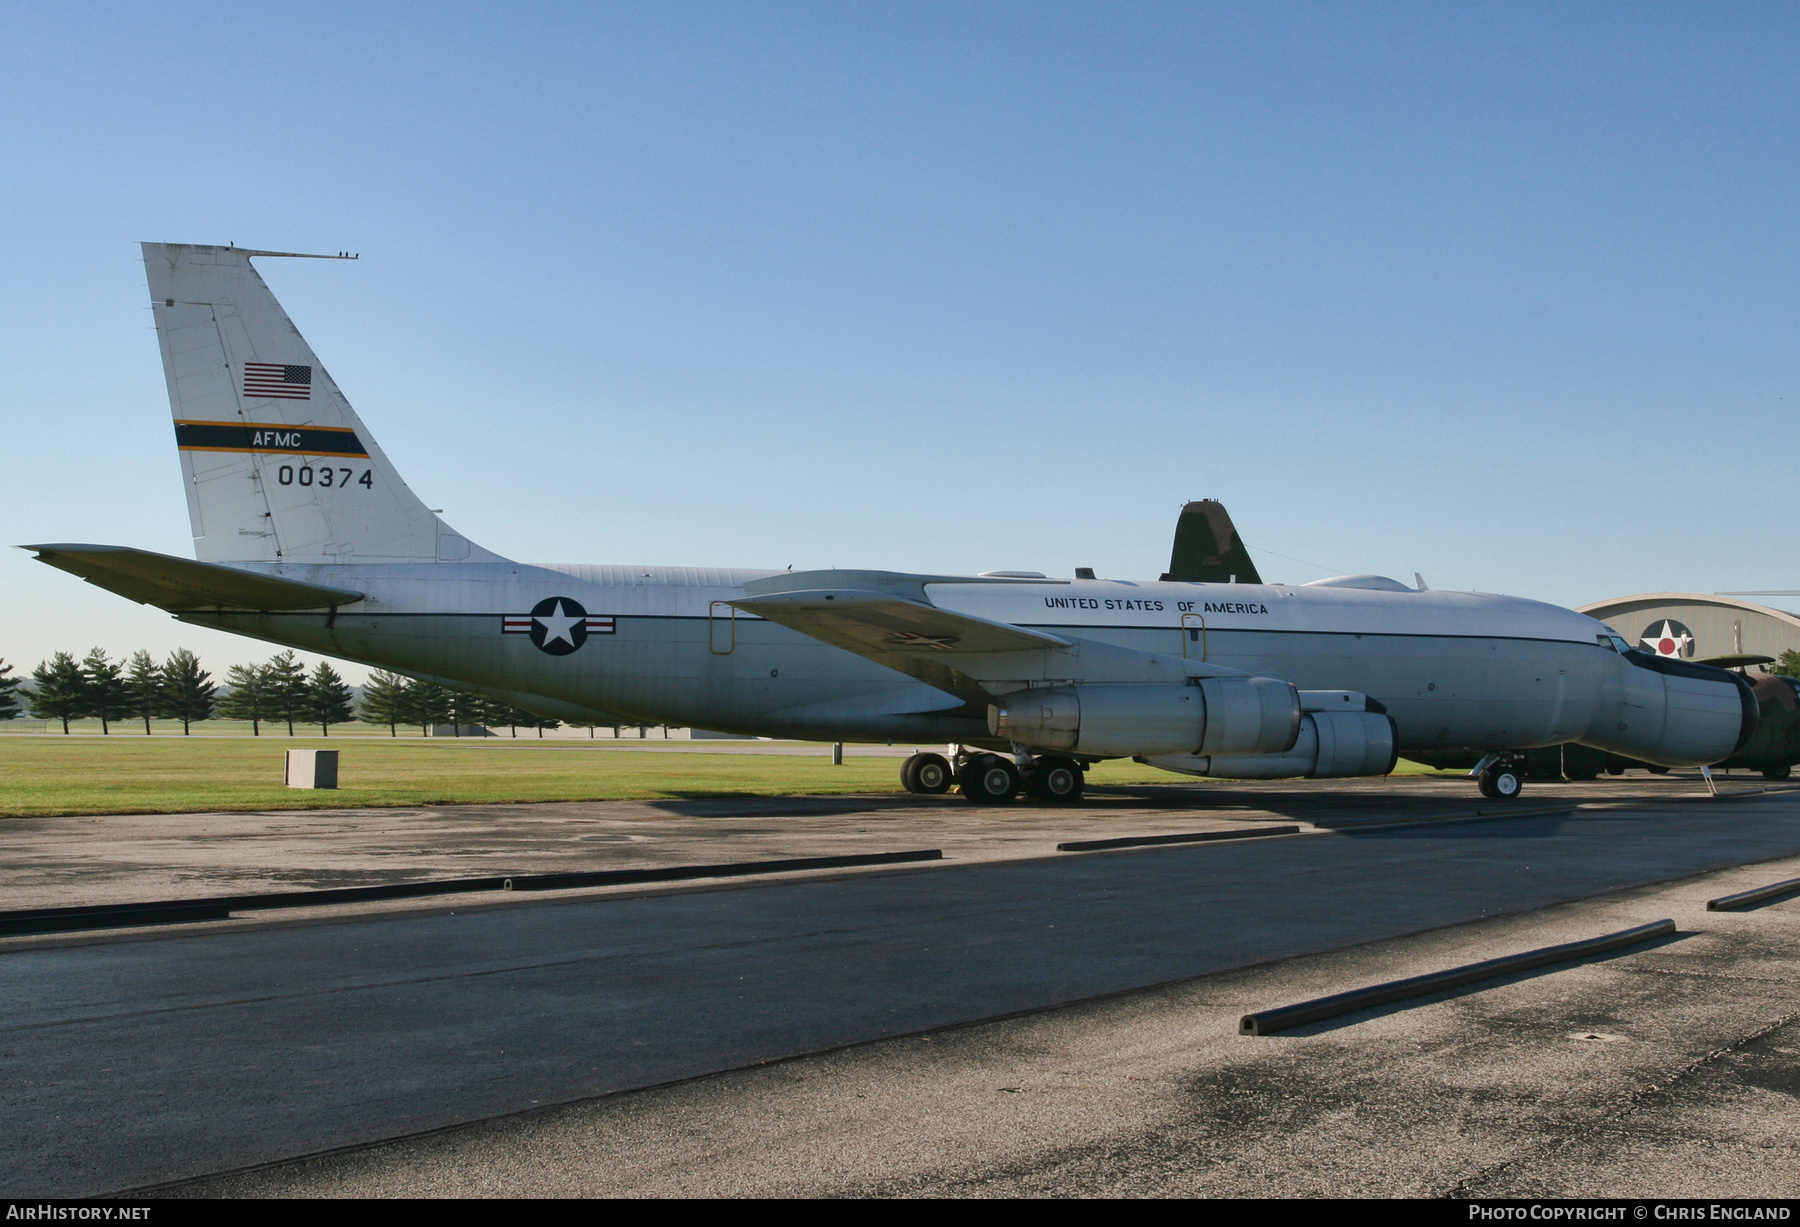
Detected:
[{"left": 285, "top": 749, "right": 339, "bottom": 790}]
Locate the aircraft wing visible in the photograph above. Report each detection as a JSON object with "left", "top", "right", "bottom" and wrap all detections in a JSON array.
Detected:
[
  {"left": 734, "top": 589, "right": 1070, "bottom": 655},
  {"left": 23, "top": 544, "right": 364, "bottom": 611},
  {"left": 1697, "top": 654, "right": 1775, "bottom": 669},
  {"left": 732, "top": 586, "right": 1072, "bottom": 707}
]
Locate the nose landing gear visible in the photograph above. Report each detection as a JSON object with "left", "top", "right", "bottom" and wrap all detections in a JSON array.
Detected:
[{"left": 1472, "top": 754, "right": 1524, "bottom": 800}]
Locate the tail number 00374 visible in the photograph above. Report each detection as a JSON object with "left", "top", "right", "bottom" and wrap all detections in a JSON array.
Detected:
[{"left": 276, "top": 466, "right": 373, "bottom": 489}]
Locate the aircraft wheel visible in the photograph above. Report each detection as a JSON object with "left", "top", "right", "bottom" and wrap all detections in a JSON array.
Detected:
[
  {"left": 1478, "top": 764, "right": 1522, "bottom": 800},
  {"left": 902, "top": 752, "right": 953, "bottom": 794},
  {"left": 1763, "top": 764, "right": 1792, "bottom": 781},
  {"left": 1647, "top": 765, "right": 1670, "bottom": 775},
  {"left": 1605, "top": 760, "right": 1626, "bottom": 776},
  {"left": 1027, "top": 756, "right": 1085, "bottom": 802},
  {"left": 959, "top": 755, "right": 1020, "bottom": 804}
]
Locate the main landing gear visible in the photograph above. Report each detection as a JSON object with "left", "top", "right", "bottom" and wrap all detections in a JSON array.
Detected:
[
  {"left": 1472, "top": 754, "right": 1524, "bottom": 801},
  {"left": 899, "top": 749, "right": 1088, "bottom": 804},
  {"left": 900, "top": 752, "right": 953, "bottom": 795},
  {"left": 1026, "top": 755, "right": 1085, "bottom": 802},
  {"left": 958, "top": 754, "right": 1021, "bottom": 804}
]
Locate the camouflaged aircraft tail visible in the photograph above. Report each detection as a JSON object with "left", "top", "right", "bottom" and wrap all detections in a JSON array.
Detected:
[
  {"left": 1161, "top": 499, "right": 1262, "bottom": 585},
  {"left": 142, "top": 242, "right": 504, "bottom": 566}
]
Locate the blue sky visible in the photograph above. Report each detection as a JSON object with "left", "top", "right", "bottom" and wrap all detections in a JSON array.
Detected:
[{"left": 3, "top": 2, "right": 1796, "bottom": 680}]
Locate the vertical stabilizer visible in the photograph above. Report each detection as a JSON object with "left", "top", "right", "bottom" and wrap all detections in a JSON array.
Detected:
[
  {"left": 143, "top": 242, "right": 503, "bottom": 565},
  {"left": 1161, "top": 499, "right": 1262, "bottom": 584}
]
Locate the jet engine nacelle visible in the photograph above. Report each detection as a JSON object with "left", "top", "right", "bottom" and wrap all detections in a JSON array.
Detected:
[
  {"left": 1144, "top": 711, "right": 1398, "bottom": 780},
  {"left": 988, "top": 678, "right": 1300, "bottom": 758},
  {"left": 1578, "top": 651, "right": 1758, "bottom": 768}
]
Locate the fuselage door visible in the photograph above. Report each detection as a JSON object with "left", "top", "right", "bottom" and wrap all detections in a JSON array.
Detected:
[
  {"left": 1181, "top": 611, "right": 1207, "bottom": 661},
  {"left": 709, "top": 600, "right": 737, "bottom": 654}
]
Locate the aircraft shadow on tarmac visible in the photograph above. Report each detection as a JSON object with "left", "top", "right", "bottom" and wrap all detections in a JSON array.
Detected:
[
  {"left": 1329, "top": 814, "right": 1580, "bottom": 840},
  {"left": 640, "top": 782, "right": 1502, "bottom": 821}
]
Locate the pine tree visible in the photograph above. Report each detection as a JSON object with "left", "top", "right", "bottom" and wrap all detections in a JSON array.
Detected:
[
  {"left": 264, "top": 651, "right": 309, "bottom": 735},
  {"left": 122, "top": 650, "right": 163, "bottom": 734},
  {"left": 0, "top": 659, "right": 23, "bottom": 721},
  {"left": 408, "top": 682, "right": 452, "bottom": 736},
  {"left": 495, "top": 704, "right": 532, "bottom": 737},
  {"left": 461, "top": 692, "right": 497, "bottom": 734},
  {"left": 81, "top": 648, "right": 127, "bottom": 735},
  {"left": 444, "top": 689, "right": 495, "bottom": 736},
  {"left": 30, "top": 652, "right": 87, "bottom": 733},
  {"left": 358, "top": 670, "right": 412, "bottom": 736},
  {"left": 306, "top": 661, "right": 357, "bottom": 735},
  {"left": 218, "top": 662, "right": 273, "bottom": 735},
  {"left": 160, "top": 648, "right": 215, "bottom": 734}
]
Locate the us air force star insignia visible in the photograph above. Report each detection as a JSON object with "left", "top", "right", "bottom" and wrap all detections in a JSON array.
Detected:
[
  {"left": 1639, "top": 619, "right": 1695, "bottom": 658},
  {"left": 535, "top": 599, "right": 583, "bottom": 649},
  {"left": 500, "top": 598, "right": 617, "bottom": 655}
]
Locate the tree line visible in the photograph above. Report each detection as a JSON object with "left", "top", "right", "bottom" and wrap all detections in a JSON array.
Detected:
[
  {"left": 2, "top": 649, "right": 354, "bottom": 735},
  {"left": 0, "top": 651, "right": 566, "bottom": 737},
  {"left": 356, "top": 670, "right": 564, "bottom": 737}
]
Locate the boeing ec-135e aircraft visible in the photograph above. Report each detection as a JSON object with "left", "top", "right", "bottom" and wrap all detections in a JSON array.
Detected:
[{"left": 26, "top": 244, "right": 1761, "bottom": 804}]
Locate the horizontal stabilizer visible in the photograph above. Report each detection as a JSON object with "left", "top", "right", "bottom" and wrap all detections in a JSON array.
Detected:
[{"left": 23, "top": 544, "right": 363, "bottom": 611}]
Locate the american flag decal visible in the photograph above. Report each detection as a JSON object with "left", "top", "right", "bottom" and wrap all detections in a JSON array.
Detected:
[{"left": 243, "top": 362, "right": 312, "bottom": 400}]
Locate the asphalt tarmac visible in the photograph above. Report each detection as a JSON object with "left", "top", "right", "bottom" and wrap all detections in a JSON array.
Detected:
[{"left": 2, "top": 776, "right": 1797, "bottom": 1197}]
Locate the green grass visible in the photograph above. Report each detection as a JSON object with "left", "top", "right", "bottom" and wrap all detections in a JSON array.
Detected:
[{"left": 0, "top": 733, "right": 1455, "bottom": 818}]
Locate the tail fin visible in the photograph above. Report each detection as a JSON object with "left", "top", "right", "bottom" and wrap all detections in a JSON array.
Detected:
[
  {"left": 1161, "top": 499, "right": 1262, "bottom": 584},
  {"left": 143, "top": 242, "right": 502, "bottom": 565}
]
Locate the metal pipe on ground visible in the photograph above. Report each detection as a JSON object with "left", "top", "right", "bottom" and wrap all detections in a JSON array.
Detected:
[
  {"left": 0, "top": 901, "right": 232, "bottom": 937},
  {"left": 1707, "top": 876, "right": 1800, "bottom": 911},
  {"left": 1238, "top": 918, "right": 1676, "bottom": 1036},
  {"left": 0, "top": 850, "right": 945, "bottom": 937}
]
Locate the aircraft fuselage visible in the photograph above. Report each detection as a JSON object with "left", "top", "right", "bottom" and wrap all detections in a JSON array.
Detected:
[{"left": 181, "top": 561, "right": 1656, "bottom": 756}]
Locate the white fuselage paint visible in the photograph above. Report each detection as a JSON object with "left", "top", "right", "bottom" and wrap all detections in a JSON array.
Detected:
[{"left": 178, "top": 564, "right": 1641, "bottom": 755}]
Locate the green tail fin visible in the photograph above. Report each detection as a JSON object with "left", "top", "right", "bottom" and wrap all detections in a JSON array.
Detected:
[{"left": 1161, "top": 500, "right": 1262, "bottom": 584}]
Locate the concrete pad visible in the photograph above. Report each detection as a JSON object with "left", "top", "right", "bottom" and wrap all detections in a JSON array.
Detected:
[
  {"left": 0, "top": 773, "right": 1762, "bottom": 911},
  {"left": 2, "top": 787, "right": 1799, "bottom": 1194},
  {"left": 161, "top": 858, "right": 1800, "bottom": 1199}
]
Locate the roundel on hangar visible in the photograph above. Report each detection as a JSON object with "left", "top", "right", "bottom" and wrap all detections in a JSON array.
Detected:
[
  {"left": 1576, "top": 593, "right": 1800, "bottom": 666},
  {"left": 1638, "top": 619, "right": 1694, "bottom": 658}
]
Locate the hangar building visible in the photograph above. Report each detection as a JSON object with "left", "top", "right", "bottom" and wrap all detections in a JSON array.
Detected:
[{"left": 1576, "top": 593, "right": 1800, "bottom": 664}]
